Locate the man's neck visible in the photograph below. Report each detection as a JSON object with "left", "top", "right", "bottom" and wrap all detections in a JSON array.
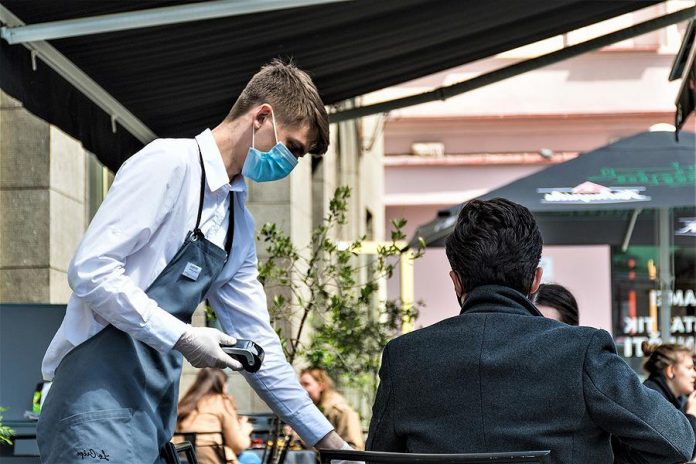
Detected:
[{"left": 211, "top": 119, "right": 249, "bottom": 181}]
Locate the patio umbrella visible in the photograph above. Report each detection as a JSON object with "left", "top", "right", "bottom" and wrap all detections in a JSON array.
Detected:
[
  {"left": 412, "top": 129, "right": 696, "bottom": 341},
  {"left": 413, "top": 130, "right": 696, "bottom": 247}
]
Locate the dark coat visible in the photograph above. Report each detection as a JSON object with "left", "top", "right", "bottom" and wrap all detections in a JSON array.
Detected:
[
  {"left": 366, "top": 285, "right": 694, "bottom": 464},
  {"left": 644, "top": 374, "right": 696, "bottom": 437}
]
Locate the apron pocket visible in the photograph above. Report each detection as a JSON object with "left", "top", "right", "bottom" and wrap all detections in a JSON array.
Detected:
[{"left": 49, "top": 408, "right": 134, "bottom": 463}]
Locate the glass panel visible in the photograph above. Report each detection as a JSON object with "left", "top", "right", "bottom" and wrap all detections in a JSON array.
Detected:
[{"left": 613, "top": 244, "right": 696, "bottom": 375}]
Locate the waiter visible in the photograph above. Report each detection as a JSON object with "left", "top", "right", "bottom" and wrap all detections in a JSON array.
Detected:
[{"left": 37, "top": 60, "right": 347, "bottom": 463}]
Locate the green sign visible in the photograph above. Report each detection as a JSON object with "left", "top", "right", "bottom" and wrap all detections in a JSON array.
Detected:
[{"left": 588, "top": 163, "right": 696, "bottom": 188}]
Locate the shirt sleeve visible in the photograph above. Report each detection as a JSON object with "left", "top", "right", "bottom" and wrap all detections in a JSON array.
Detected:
[
  {"left": 67, "top": 139, "right": 189, "bottom": 352},
  {"left": 583, "top": 329, "right": 695, "bottom": 463},
  {"left": 208, "top": 244, "right": 333, "bottom": 447},
  {"left": 366, "top": 342, "right": 405, "bottom": 452}
]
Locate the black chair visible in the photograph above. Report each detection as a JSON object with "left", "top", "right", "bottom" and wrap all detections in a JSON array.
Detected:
[
  {"left": 163, "top": 441, "right": 198, "bottom": 464},
  {"left": 261, "top": 415, "right": 293, "bottom": 464},
  {"left": 172, "top": 431, "right": 229, "bottom": 463},
  {"left": 318, "top": 449, "right": 551, "bottom": 464}
]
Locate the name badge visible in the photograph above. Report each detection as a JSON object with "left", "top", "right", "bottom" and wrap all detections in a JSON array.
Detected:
[{"left": 182, "top": 262, "right": 202, "bottom": 281}]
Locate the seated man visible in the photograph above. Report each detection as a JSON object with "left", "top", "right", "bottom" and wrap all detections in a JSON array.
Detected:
[{"left": 366, "top": 199, "right": 694, "bottom": 464}]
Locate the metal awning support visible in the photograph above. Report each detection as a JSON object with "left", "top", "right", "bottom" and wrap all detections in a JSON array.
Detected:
[
  {"left": 0, "top": 0, "right": 352, "bottom": 44},
  {"left": 658, "top": 208, "right": 673, "bottom": 343},
  {"left": 0, "top": 4, "right": 157, "bottom": 144},
  {"left": 331, "top": 6, "right": 696, "bottom": 123},
  {"left": 621, "top": 209, "right": 643, "bottom": 252}
]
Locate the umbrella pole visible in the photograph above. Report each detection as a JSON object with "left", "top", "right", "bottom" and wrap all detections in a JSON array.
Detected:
[{"left": 658, "top": 208, "right": 673, "bottom": 344}]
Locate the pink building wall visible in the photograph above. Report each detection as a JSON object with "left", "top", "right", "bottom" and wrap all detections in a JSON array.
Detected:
[
  {"left": 408, "top": 245, "right": 612, "bottom": 331},
  {"left": 380, "top": 4, "right": 692, "bottom": 330}
]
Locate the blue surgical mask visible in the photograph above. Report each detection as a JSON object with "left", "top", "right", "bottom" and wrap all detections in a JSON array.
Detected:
[{"left": 242, "top": 109, "right": 298, "bottom": 182}]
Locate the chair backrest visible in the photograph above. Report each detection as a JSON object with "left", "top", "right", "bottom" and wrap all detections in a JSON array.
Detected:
[
  {"left": 163, "top": 441, "right": 198, "bottom": 464},
  {"left": 318, "top": 449, "right": 551, "bottom": 464},
  {"left": 172, "top": 431, "right": 227, "bottom": 463}
]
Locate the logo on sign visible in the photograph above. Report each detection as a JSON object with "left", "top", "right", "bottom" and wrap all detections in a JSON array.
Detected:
[
  {"left": 538, "top": 181, "right": 651, "bottom": 204},
  {"left": 676, "top": 217, "right": 696, "bottom": 236}
]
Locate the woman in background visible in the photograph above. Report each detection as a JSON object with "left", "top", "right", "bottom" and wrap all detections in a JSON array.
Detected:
[
  {"left": 641, "top": 341, "right": 696, "bottom": 434},
  {"left": 534, "top": 283, "right": 579, "bottom": 326},
  {"left": 299, "top": 367, "right": 364, "bottom": 449},
  {"left": 177, "top": 368, "right": 258, "bottom": 464}
]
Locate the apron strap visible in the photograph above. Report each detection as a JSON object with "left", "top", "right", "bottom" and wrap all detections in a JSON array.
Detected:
[
  {"left": 225, "top": 193, "right": 235, "bottom": 256},
  {"left": 195, "top": 142, "right": 235, "bottom": 258},
  {"left": 194, "top": 147, "right": 206, "bottom": 236}
]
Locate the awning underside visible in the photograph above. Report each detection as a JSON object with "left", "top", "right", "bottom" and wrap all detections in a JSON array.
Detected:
[{"left": 1, "top": 0, "right": 660, "bottom": 171}]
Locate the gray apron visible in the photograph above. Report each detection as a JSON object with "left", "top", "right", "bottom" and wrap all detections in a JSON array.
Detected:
[{"left": 37, "top": 146, "right": 234, "bottom": 464}]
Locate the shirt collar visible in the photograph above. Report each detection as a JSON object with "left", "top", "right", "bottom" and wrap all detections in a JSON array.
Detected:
[{"left": 195, "top": 129, "right": 247, "bottom": 194}]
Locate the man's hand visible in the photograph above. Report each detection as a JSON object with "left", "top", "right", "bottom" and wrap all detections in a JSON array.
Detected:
[{"left": 174, "top": 325, "right": 243, "bottom": 370}]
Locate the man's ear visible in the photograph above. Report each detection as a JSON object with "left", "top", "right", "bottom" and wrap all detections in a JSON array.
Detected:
[
  {"left": 253, "top": 104, "right": 273, "bottom": 129},
  {"left": 450, "top": 270, "right": 463, "bottom": 298},
  {"left": 529, "top": 266, "right": 543, "bottom": 295}
]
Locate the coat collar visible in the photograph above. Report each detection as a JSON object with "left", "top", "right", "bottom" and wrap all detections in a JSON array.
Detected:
[{"left": 460, "top": 285, "right": 543, "bottom": 318}]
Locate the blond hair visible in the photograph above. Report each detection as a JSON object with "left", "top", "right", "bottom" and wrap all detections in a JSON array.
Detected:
[
  {"left": 301, "top": 367, "right": 335, "bottom": 394},
  {"left": 227, "top": 59, "right": 329, "bottom": 155},
  {"left": 641, "top": 341, "right": 692, "bottom": 376}
]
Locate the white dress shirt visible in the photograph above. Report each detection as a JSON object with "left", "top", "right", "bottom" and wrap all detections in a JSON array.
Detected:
[{"left": 42, "top": 129, "right": 333, "bottom": 445}]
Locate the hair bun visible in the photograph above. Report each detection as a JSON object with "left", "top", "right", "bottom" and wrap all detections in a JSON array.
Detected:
[{"left": 641, "top": 341, "right": 659, "bottom": 356}]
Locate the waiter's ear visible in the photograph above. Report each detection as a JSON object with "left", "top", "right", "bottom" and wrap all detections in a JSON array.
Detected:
[{"left": 252, "top": 104, "right": 273, "bottom": 129}]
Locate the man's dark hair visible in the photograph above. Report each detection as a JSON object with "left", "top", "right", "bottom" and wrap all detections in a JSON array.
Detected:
[
  {"left": 534, "top": 283, "right": 579, "bottom": 326},
  {"left": 445, "top": 198, "right": 542, "bottom": 295}
]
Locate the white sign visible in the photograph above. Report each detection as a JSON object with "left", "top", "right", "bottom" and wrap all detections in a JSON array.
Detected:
[
  {"left": 622, "top": 315, "right": 696, "bottom": 357},
  {"left": 538, "top": 181, "right": 651, "bottom": 205},
  {"left": 676, "top": 217, "right": 696, "bottom": 236},
  {"left": 621, "top": 289, "right": 696, "bottom": 357}
]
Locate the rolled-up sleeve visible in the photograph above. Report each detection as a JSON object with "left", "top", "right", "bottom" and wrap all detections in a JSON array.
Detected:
[
  {"left": 208, "top": 244, "right": 333, "bottom": 446},
  {"left": 68, "top": 140, "right": 189, "bottom": 352}
]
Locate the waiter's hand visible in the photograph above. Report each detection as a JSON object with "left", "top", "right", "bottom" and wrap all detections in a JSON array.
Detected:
[{"left": 174, "top": 325, "right": 243, "bottom": 370}]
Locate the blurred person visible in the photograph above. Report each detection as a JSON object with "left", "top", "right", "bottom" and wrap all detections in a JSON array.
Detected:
[
  {"left": 534, "top": 283, "right": 579, "bottom": 326},
  {"left": 367, "top": 198, "right": 694, "bottom": 464},
  {"left": 642, "top": 342, "right": 696, "bottom": 431},
  {"left": 613, "top": 342, "right": 696, "bottom": 463},
  {"left": 176, "top": 368, "right": 259, "bottom": 464},
  {"left": 37, "top": 60, "right": 347, "bottom": 463},
  {"left": 300, "top": 368, "right": 364, "bottom": 449}
]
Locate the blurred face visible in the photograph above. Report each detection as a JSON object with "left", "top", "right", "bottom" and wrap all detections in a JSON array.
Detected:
[
  {"left": 667, "top": 353, "right": 696, "bottom": 397},
  {"left": 537, "top": 305, "right": 562, "bottom": 322},
  {"left": 299, "top": 373, "right": 323, "bottom": 404}
]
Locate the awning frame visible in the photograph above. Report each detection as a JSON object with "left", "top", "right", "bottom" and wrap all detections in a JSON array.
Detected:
[
  {"left": 0, "top": 3, "right": 157, "bottom": 143},
  {"left": 331, "top": 6, "right": 696, "bottom": 123},
  {"left": 0, "top": 0, "right": 352, "bottom": 44}
]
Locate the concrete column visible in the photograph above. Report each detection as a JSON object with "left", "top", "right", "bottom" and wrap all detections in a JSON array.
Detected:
[{"left": 0, "top": 90, "right": 85, "bottom": 304}]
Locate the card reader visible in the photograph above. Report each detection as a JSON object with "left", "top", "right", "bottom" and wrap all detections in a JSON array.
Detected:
[{"left": 221, "top": 340, "right": 265, "bottom": 373}]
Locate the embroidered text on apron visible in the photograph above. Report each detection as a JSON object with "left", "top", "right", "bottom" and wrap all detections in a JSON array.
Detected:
[{"left": 37, "top": 146, "right": 235, "bottom": 464}]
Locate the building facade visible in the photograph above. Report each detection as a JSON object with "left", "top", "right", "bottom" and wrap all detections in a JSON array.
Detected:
[{"left": 376, "top": 2, "right": 696, "bottom": 362}]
